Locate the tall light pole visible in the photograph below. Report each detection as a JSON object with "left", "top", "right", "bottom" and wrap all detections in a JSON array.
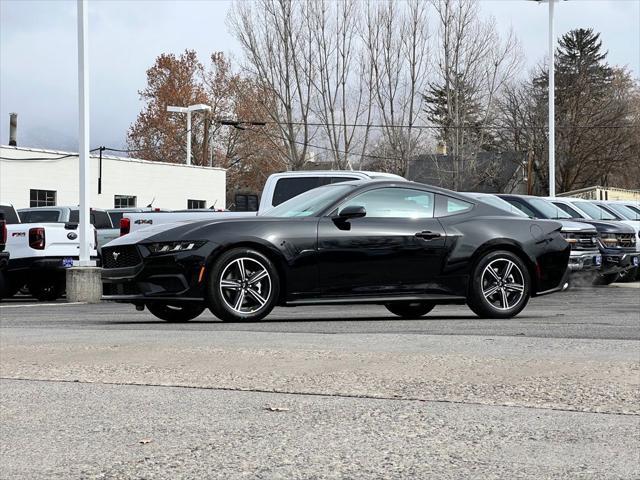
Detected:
[
  {"left": 167, "top": 104, "right": 211, "bottom": 165},
  {"left": 531, "top": 0, "right": 565, "bottom": 197},
  {"left": 77, "top": 0, "right": 93, "bottom": 266},
  {"left": 547, "top": 0, "right": 556, "bottom": 197}
]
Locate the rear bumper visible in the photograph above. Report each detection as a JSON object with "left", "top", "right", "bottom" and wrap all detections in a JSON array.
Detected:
[
  {"left": 535, "top": 267, "right": 570, "bottom": 297},
  {"left": 0, "top": 252, "right": 9, "bottom": 270},
  {"left": 7, "top": 256, "right": 100, "bottom": 273}
]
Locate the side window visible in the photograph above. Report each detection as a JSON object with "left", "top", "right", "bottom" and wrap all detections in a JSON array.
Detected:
[
  {"left": 92, "top": 211, "right": 113, "bottom": 229},
  {"left": 272, "top": 177, "right": 322, "bottom": 207},
  {"left": 444, "top": 197, "right": 473, "bottom": 215},
  {"left": 553, "top": 202, "right": 583, "bottom": 218},
  {"left": 327, "top": 176, "right": 358, "bottom": 184},
  {"left": 339, "top": 187, "right": 434, "bottom": 219},
  {"left": 506, "top": 199, "right": 536, "bottom": 218}
]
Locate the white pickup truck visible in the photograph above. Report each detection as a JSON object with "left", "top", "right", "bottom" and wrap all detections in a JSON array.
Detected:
[
  {"left": 0, "top": 204, "right": 98, "bottom": 301},
  {"left": 121, "top": 170, "right": 403, "bottom": 235}
]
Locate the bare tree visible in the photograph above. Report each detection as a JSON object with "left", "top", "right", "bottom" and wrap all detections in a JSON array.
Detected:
[
  {"left": 229, "top": 0, "right": 315, "bottom": 170},
  {"left": 426, "top": 0, "right": 521, "bottom": 190},
  {"left": 362, "top": 0, "right": 430, "bottom": 176}
]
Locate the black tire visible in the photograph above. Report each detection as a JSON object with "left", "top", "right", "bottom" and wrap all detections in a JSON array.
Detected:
[
  {"left": 385, "top": 301, "right": 435, "bottom": 318},
  {"left": 617, "top": 267, "right": 638, "bottom": 283},
  {"left": 467, "top": 250, "right": 531, "bottom": 319},
  {"left": 146, "top": 302, "right": 205, "bottom": 322},
  {"left": 207, "top": 248, "right": 280, "bottom": 322},
  {"left": 28, "top": 278, "right": 65, "bottom": 302},
  {"left": 593, "top": 273, "right": 619, "bottom": 286}
]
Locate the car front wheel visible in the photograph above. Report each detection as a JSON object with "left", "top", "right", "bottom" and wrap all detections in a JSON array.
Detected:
[
  {"left": 207, "top": 248, "right": 280, "bottom": 322},
  {"left": 385, "top": 301, "right": 435, "bottom": 318},
  {"left": 145, "top": 302, "right": 205, "bottom": 322},
  {"left": 468, "top": 250, "right": 530, "bottom": 319}
]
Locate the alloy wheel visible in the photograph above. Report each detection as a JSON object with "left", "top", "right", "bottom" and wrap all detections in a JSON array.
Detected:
[
  {"left": 219, "top": 257, "right": 272, "bottom": 314},
  {"left": 481, "top": 258, "right": 525, "bottom": 311}
]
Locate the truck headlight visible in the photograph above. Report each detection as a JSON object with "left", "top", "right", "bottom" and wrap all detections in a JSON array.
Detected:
[{"left": 146, "top": 241, "right": 207, "bottom": 255}]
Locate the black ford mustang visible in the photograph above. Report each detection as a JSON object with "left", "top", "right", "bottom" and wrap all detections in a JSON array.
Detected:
[{"left": 102, "top": 180, "right": 570, "bottom": 322}]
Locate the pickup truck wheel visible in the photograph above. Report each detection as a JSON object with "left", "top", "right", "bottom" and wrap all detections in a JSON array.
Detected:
[
  {"left": 145, "top": 302, "right": 205, "bottom": 322},
  {"left": 593, "top": 273, "right": 619, "bottom": 286},
  {"left": 467, "top": 250, "right": 530, "bottom": 319},
  {"left": 207, "top": 248, "right": 279, "bottom": 322},
  {"left": 617, "top": 267, "right": 638, "bottom": 283},
  {"left": 385, "top": 302, "right": 435, "bottom": 318},
  {"left": 28, "top": 278, "right": 65, "bottom": 302}
]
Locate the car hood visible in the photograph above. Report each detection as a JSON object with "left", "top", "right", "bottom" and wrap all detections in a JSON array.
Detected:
[
  {"left": 556, "top": 220, "right": 598, "bottom": 233},
  {"left": 104, "top": 216, "right": 304, "bottom": 247},
  {"left": 569, "top": 219, "right": 634, "bottom": 234}
]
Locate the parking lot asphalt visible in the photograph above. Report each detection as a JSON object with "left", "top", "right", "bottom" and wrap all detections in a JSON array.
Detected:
[{"left": 1, "top": 285, "right": 639, "bottom": 479}]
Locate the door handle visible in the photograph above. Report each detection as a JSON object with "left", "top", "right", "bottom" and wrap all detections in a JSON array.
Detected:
[{"left": 415, "top": 230, "right": 441, "bottom": 240}]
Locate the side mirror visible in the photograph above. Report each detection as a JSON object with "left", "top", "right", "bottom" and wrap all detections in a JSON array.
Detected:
[{"left": 336, "top": 205, "right": 366, "bottom": 220}]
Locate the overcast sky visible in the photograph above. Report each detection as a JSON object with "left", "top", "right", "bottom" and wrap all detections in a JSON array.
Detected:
[{"left": 1, "top": 0, "right": 638, "bottom": 152}]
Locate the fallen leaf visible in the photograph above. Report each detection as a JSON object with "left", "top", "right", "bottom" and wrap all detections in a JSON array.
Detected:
[
  {"left": 139, "top": 438, "right": 153, "bottom": 444},
  {"left": 264, "top": 406, "right": 289, "bottom": 412}
]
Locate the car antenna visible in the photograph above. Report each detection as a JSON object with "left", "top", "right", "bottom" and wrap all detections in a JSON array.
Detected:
[{"left": 146, "top": 197, "right": 155, "bottom": 208}]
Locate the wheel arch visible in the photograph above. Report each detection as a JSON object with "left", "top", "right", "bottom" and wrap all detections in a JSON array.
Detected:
[
  {"left": 468, "top": 240, "right": 539, "bottom": 294},
  {"left": 204, "top": 240, "right": 289, "bottom": 304}
]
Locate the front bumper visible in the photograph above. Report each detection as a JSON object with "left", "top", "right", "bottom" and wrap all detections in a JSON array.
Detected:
[
  {"left": 101, "top": 245, "right": 210, "bottom": 302},
  {"left": 601, "top": 250, "right": 639, "bottom": 274},
  {"left": 568, "top": 250, "right": 601, "bottom": 272}
]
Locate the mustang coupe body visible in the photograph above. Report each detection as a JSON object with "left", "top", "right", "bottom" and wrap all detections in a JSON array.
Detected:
[{"left": 102, "top": 180, "right": 570, "bottom": 322}]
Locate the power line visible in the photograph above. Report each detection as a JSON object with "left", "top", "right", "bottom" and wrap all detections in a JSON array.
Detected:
[{"left": 257, "top": 120, "right": 636, "bottom": 131}]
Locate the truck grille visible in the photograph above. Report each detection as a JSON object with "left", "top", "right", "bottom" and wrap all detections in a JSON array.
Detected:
[
  {"left": 569, "top": 232, "right": 598, "bottom": 251},
  {"left": 617, "top": 233, "right": 636, "bottom": 249},
  {"left": 102, "top": 245, "right": 141, "bottom": 268}
]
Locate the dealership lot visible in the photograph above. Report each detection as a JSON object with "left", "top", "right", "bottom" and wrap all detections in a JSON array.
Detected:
[{"left": 1, "top": 285, "right": 639, "bottom": 479}]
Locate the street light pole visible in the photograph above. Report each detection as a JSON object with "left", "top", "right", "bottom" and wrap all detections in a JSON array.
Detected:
[
  {"left": 167, "top": 104, "right": 211, "bottom": 165},
  {"left": 77, "top": 0, "right": 93, "bottom": 266},
  {"left": 548, "top": 0, "right": 556, "bottom": 197}
]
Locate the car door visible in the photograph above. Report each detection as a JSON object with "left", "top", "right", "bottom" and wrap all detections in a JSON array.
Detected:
[{"left": 317, "top": 186, "right": 447, "bottom": 297}]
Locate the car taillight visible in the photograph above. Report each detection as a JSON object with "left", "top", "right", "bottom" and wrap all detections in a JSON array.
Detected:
[
  {"left": 120, "top": 217, "right": 130, "bottom": 236},
  {"left": 29, "top": 227, "right": 45, "bottom": 250}
]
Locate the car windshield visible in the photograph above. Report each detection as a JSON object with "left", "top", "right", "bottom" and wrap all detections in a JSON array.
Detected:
[
  {"left": 472, "top": 194, "right": 529, "bottom": 218},
  {"left": 528, "top": 198, "right": 572, "bottom": 219},
  {"left": 573, "top": 201, "right": 618, "bottom": 220},
  {"left": 264, "top": 184, "right": 356, "bottom": 217},
  {"left": 608, "top": 204, "right": 640, "bottom": 220}
]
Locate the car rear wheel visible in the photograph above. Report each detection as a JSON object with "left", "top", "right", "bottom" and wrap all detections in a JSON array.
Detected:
[
  {"left": 146, "top": 302, "right": 205, "bottom": 322},
  {"left": 207, "top": 248, "right": 280, "bottom": 322},
  {"left": 385, "top": 301, "right": 435, "bottom": 318},
  {"left": 468, "top": 250, "right": 530, "bottom": 319}
]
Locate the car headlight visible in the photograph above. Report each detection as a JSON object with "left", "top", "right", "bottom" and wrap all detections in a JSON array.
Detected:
[
  {"left": 146, "top": 240, "right": 207, "bottom": 255},
  {"left": 598, "top": 233, "right": 619, "bottom": 247},
  {"left": 560, "top": 232, "right": 577, "bottom": 243}
]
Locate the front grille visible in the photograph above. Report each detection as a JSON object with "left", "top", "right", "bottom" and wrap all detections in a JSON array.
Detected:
[
  {"left": 571, "top": 232, "right": 598, "bottom": 251},
  {"left": 102, "top": 245, "right": 141, "bottom": 269},
  {"left": 617, "top": 233, "right": 636, "bottom": 249}
]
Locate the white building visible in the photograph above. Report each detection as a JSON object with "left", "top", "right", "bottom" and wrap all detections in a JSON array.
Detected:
[{"left": 0, "top": 145, "right": 226, "bottom": 210}]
